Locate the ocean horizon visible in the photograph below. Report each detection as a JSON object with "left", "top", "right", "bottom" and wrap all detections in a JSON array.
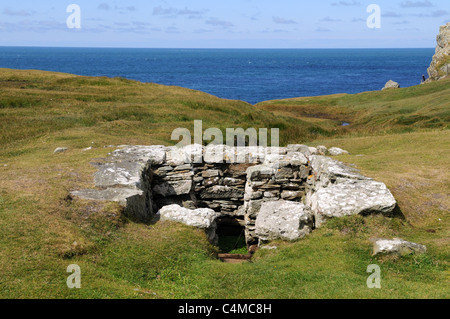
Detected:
[{"left": 0, "top": 46, "right": 435, "bottom": 104}]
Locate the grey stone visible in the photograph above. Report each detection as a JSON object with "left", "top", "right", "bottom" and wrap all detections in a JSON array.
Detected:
[
  {"left": 153, "top": 180, "right": 193, "bottom": 197},
  {"left": 382, "top": 80, "right": 400, "bottom": 90},
  {"left": 308, "top": 147, "right": 319, "bottom": 155},
  {"left": 71, "top": 187, "right": 150, "bottom": 222},
  {"left": 174, "top": 164, "right": 193, "bottom": 171},
  {"left": 200, "top": 185, "right": 244, "bottom": 199},
  {"left": 287, "top": 144, "right": 311, "bottom": 156},
  {"left": 308, "top": 180, "right": 397, "bottom": 227},
  {"left": 281, "top": 190, "right": 304, "bottom": 200},
  {"left": 309, "top": 155, "right": 368, "bottom": 188},
  {"left": 255, "top": 201, "right": 314, "bottom": 242},
  {"left": 316, "top": 145, "right": 328, "bottom": 156},
  {"left": 157, "top": 204, "right": 220, "bottom": 244},
  {"left": 94, "top": 161, "right": 149, "bottom": 189},
  {"left": 54, "top": 147, "right": 68, "bottom": 154},
  {"left": 372, "top": 238, "right": 427, "bottom": 257},
  {"left": 285, "top": 152, "right": 309, "bottom": 166},
  {"left": 328, "top": 147, "right": 350, "bottom": 156},
  {"left": 202, "top": 169, "right": 220, "bottom": 178},
  {"left": 246, "top": 165, "right": 275, "bottom": 181},
  {"left": 427, "top": 23, "right": 450, "bottom": 81}
]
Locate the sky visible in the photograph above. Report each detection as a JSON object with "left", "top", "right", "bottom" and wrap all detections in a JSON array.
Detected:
[{"left": 0, "top": 0, "right": 449, "bottom": 48}]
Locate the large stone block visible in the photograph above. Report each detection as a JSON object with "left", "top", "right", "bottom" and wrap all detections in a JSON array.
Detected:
[
  {"left": 157, "top": 204, "right": 220, "bottom": 244},
  {"left": 255, "top": 201, "right": 314, "bottom": 242},
  {"left": 308, "top": 180, "right": 396, "bottom": 227}
]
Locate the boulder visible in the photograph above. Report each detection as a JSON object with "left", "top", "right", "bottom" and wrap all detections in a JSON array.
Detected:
[
  {"left": 287, "top": 144, "right": 311, "bottom": 156},
  {"left": 71, "top": 187, "right": 149, "bottom": 222},
  {"left": 372, "top": 238, "right": 427, "bottom": 257},
  {"left": 255, "top": 201, "right": 314, "bottom": 242},
  {"left": 316, "top": 145, "right": 328, "bottom": 156},
  {"left": 328, "top": 147, "right": 350, "bottom": 156},
  {"left": 382, "top": 80, "right": 400, "bottom": 90},
  {"left": 308, "top": 147, "right": 319, "bottom": 155},
  {"left": 309, "top": 155, "right": 368, "bottom": 188},
  {"left": 157, "top": 204, "right": 220, "bottom": 244},
  {"left": 308, "top": 180, "right": 397, "bottom": 227}
]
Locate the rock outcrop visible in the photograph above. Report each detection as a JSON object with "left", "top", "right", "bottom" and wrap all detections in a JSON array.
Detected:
[
  {"left": 72, "top": 144, "right": 396, "bottom": 247},
  {"left": 427, "top": 22, "right": 450, "bottom": 81}
]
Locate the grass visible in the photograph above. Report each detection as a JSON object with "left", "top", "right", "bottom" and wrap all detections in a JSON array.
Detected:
[{"left": 0, "top": 68, "right": 448, "bottom": 299}]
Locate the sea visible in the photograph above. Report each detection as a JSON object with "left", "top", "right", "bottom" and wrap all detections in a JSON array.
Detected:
[{"left": 0, "top": 47, "right": 435, "bottom": 104}]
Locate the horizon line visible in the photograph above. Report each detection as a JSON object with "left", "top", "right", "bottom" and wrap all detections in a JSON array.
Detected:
[{"left": 0, "top": 45, "right": 435, "bottom": 50}]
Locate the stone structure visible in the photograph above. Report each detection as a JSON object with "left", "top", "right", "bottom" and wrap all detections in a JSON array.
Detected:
[{"left": 72, "top": 144, "right": 397, "bottom": 247}]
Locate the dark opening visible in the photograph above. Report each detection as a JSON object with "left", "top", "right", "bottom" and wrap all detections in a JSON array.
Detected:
[{"left": 216, "top": 217, "right": 248, "bottom": 254}]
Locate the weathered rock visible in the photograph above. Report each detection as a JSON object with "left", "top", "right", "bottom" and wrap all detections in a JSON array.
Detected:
[
  {"left": 166, "top": 146, "right": 189, "bottom": 166},
  {"left": 308, "top": 180, "right": 396, "bottom": 227},
  {"left": 113, "top": 145, "right": 166, "bottom": 166},
  {"left": 153, "top": 180, "right": 193, "bottom": 197},
  {"left": 73, "top": 143, "right": 398, "bottom": 247},
  {"left": 328, "top": 147, "right": 350, "bottom": 156},
  {"left": 200, "top": 185, "right": 244, "bottom": 200},
  {"left": 382, "top": 80, "right": 400, "bottom": 90},
  {"left": 281, "top": 190, "right": 304, "bottom": 200},
  {"left": 287, "top": 144, "right": 311, "bottom": 156},
  {"left": 94, "top": 161, "right": 148, "bottom": 189},
  {"left": 316, "top": 145, "right": 328, "bottom": 156},
  {"left": 309, "top": 155, "right": 368, "bottom": 188},
  {"left": 427, "top": 23, "right": 450, "bottom": 81},
  {"left": 255, "top": 201, "right": 313, "bottom": 242},
  {"left": 157, "top": 204, "right": 220, "bottom": 244},
  {"left": 71, "top": 187, "right": 149, "bottom": 222},
  {"left": 285, "top": 152, "right": 309, "bottom": 166},
  {"left": 246, "top": 165, "right": 275, "bottom": 181},
  {"left": 308, "top": 147, "right": 319, "bottom": 155},
  {"left": 54, "top": 147, "right": 68, "bottom": 154},
  {"left": 372, "top": 238, "right": 427, "bottom": 257}
]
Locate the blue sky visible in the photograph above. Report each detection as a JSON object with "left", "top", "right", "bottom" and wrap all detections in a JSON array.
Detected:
[{"left": 0, "top": 0, "right": 449, "bottom": 48}]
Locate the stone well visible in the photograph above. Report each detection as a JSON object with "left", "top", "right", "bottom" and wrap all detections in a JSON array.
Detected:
[{"left": 72, "top": 144, "right": 397, "bottom": 248}]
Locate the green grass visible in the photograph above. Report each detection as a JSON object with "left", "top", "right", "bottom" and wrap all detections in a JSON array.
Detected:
[{"left": 0, "top": 68, "right": 448, "bottom": 299}]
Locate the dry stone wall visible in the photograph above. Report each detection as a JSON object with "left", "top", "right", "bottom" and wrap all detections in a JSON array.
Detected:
[{"left": 72, "top": 144, "right": 397, "bottom": 247}]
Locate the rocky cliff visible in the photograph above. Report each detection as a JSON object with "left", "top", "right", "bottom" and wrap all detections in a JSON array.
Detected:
[{"left": 427, "top": 22, "right": 450, "bottom": 81}]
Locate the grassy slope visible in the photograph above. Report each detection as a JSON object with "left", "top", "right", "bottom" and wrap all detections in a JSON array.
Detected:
[
  {"left": 256, "top": 78, "right": 450, "bottom": 136},
  {"left": 0, "top": 69, "right": 448, "bottom": 298}
]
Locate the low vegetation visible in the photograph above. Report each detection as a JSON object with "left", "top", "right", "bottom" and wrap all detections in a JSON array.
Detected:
[{"left": 0, "top": 68, "right": 448, "bottom": 298}]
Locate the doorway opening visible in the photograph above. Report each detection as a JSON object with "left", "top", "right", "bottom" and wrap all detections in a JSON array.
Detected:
[{"left": 216, "top": 217, "right": 248, "bottom": 255}]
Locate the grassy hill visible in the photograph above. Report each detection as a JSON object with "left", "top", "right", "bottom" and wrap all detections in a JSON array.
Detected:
[
  {"left": 0, "top": 68, "right": 448, "bottom": 298},
  {"left": 256, "top": 78, "right": 450, "bottom": 136}
]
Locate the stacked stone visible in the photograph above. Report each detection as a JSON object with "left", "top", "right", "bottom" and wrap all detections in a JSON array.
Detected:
[
  {"left": 73, "top": 143, "right": 398, "bottom": 248},
  {"left": 243, "top": 145, "right": 312, "bottom": 245},
  {"left": 193, "top": 163, "right": 247, "bottom": 216},
  {"left": 149, "top": 146, "right": 196, "bottom": 210}
]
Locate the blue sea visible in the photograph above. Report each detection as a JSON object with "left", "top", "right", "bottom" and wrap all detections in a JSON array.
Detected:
[{"left": 0, "top": 47, "right": 434, "bottom": 104}]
